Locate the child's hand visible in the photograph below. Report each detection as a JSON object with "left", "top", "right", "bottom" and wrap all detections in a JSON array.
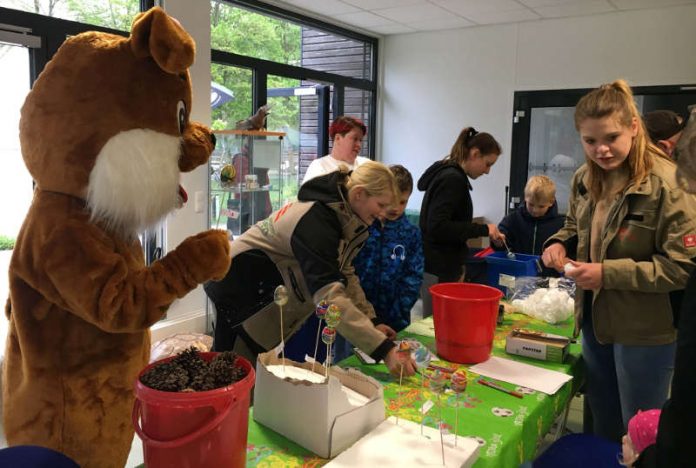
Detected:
[
  {"left": 563, "top": 260, "right": 603, "bottom": 289},
  {"left": 376, "top": 324, "right": 397, "bottom": 340},
  {"left": 487, "top": 224, "right": 505, "bottom": 245},
  {"left": 542, "top": 243, "right": 567, "bottom": 271},
  {"left": 384, "top": 348, "right": 416, "bottom": 377},
  {"left": 621, "top": 434, "right": 638, "bottom": 467}
]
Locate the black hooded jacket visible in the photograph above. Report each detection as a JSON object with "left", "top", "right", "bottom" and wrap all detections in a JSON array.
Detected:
[
  {"left": 497, "top": 201, "right": 565, "bottom": 255},
  {"left": 417, "top": 161, "right": 488, "bottom": 281}
]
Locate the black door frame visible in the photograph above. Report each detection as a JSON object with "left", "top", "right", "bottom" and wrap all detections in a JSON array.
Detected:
[{"left": 509, "top": 84, "right": 696, "bottom": 209}]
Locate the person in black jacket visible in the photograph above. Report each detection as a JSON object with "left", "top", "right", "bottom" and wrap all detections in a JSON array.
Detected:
[
  {"left": 417, "top": 127, "right": 505, "bottom": 314},
  {"left": 635, "top": 105, "right": 696, "bottom": 468},
  {"left": 497, "top": 175, "right": 565, "bottom": 277}
]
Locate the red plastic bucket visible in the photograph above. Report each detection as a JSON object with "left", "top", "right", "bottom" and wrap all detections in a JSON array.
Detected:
[
  {"left": 132, "top": 352, "right": 255, "bottom": 468},
  {"left": 430, "top": 282, "right": 503, "bottom": 364}
]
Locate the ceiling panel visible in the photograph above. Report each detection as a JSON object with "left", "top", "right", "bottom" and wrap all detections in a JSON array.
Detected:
[{"left": 269, "top": 0, "right": 692, "bottom": 35}]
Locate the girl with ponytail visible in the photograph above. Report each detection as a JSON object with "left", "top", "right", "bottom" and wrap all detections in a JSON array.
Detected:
[
  {"left": 542, "top": 80, "right": 696, "bottom": 442},
  {"left": 416, "top": 126, "right": 504, "bottom": 314}
]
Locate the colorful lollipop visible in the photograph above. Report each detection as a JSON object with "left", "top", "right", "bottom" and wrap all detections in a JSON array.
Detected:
[
  {"left": 321, "top": 326, "right": 336, "bottom": 344},
  {"left": 312, "top": 300, "right": 329, "bottom": 373},
  {"left": 429, "top": 370, "right": 446, "bottom": 466},
  {"left": 315, "top": 300, "right": 329, "bottom": 318},
  {"left": 325, "top": 304, "right": 341, "bottom": 328},
  {"left": 450, "top": 369, "right": 468, "bottom": 447},
  {"left": 274, "top": 285, "right": 288, "bottom": 371},
  {"left": 322, "top": 326, "right": 337, "bottom": 378}
]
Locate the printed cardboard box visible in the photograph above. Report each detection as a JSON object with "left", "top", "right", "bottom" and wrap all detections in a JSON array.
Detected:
[
  {"left": 505, "top": 329, "right": 569, "bottom": 363},
  {"left": 253, "top": 351, "right": 385, "bottom": 458}
]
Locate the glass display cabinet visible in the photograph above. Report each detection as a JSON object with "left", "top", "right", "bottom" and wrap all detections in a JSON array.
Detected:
[{"left": 209, "top": 129, "right": 286, "bottom": 237}]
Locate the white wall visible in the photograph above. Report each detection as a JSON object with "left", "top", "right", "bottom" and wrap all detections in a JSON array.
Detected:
[
  {"left": 381, "top": 4, "right": 696, "bottom": 224},
  {"left": 152, "top": 0, "right": 212, "bottom": 340},
  {"left": 159, "top": 3, "right": 696, "bottom": 334}
]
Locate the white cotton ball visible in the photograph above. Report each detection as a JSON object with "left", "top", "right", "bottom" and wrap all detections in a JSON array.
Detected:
[{"left": 563, "top": 263, "right": 577, "bottom": 274}]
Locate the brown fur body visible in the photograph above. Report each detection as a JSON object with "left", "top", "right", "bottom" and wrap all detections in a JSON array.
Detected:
[{"left": 2, "top": 8, "right": 231, "bottom": 467}]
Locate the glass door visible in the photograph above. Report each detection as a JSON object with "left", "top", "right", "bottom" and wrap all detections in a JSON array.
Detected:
[
  {"left": 509, "top": 85, "right": 696, "bottom": 215},
  {"left": 0, "top": 40, "right": 34, "bottom": 341},
  {"left": 267, "top": 75, "right": 330, "bottom": 202}
]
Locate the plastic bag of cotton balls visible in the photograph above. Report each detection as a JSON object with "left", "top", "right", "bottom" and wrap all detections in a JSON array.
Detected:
[{"left": 509, "top": 277, "right": 575, "bottom": 324}]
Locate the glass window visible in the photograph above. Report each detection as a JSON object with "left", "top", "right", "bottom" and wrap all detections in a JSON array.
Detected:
[
  {"left": 211, "top": 63, "right": 253, "bottom": 130},
  {"left": 211, "top": 1, "right": 301, "bottom": 67},
  {"left": 0, "top": 42, "right": 33, "bottom": 341},
  {"left": 0, "top": 0, "right": 140, "bottom": 30},
  {"left": 211, "top": 1, "right": 373, "bottom": 80},
  {"left": 342, "top": 87, "right": 373, "bottom": 157}
]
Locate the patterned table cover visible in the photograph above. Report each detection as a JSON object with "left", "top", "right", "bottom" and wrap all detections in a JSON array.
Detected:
[{"left": 244, "top": 311, "right": 584, "bottom": 468}]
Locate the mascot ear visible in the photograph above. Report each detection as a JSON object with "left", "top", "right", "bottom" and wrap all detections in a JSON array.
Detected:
[{"left": 130, "top": 6, "right": 195, "bottom": 74}]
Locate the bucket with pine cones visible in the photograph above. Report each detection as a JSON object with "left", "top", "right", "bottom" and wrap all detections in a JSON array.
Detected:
[{"left": 132, "top": 348, "right": 255, "bottom": 468}]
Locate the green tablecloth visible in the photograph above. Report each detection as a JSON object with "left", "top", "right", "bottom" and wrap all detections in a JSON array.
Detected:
[{"left": 245, "top": 311, "right": 584, "bottom": 468}]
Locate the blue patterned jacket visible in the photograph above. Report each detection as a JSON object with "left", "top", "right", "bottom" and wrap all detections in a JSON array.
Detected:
[{"left": 353, "top": 215, "right": 424, "bottom": 332}]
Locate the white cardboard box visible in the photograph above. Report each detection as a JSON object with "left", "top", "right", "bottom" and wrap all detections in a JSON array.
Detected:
[{"left": 253, "top": 351, "right": 385, "bottom": 458}]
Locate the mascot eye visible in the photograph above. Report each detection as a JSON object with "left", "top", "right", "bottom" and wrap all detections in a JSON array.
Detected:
[{"left": 177, "top": 100, "right": 187, "bottom": 134}]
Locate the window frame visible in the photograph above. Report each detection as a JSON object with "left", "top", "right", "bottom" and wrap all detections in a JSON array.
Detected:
[{"left": 212, "top": 0, "right": 379, "bottom": 160}]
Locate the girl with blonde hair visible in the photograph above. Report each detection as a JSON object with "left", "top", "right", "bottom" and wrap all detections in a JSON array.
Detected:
[
  {"left": 206, "top": 160, "right": 416, "bottom": 377},
  {"left": 542, "top": 80, "right": 696, "bottom": 441}
]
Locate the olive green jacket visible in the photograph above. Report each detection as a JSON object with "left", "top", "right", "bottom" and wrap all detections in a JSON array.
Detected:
[{"left": 546, "top": 158, "right": 696, "bottom": 345}]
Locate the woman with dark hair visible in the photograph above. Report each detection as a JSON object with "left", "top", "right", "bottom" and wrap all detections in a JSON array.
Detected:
[
  {"left": 302, "top": 115, "right": 369, "bottom": 184},
  {"left": 418, "top": 127, "right": 505, "bottom": 295}
]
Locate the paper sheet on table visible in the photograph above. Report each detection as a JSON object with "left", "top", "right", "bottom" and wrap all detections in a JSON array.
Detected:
[
  {"left": 404, "top": 316, "right": 435, "bottom": 337},
  {"left": 469, "top": 356, "right": 572, "bottom": 395},
  {"left": 326, "top": 416, "right": 479, "bottom": 467}
]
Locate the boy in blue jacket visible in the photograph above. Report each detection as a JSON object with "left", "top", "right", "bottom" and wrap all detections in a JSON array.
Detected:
[
  {"left": 498, "top": 174, "right": 564, "bottom": 257},
  {"left": 353, "top": 165, "right": 424, "bottom": 332}
]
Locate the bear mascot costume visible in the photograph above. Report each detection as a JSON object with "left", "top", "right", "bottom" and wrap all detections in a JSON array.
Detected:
[{"left": 2, "top": 7, "right": 231, "bottom": 467}]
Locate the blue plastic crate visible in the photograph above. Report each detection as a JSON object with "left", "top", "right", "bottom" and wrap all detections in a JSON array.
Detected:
[{"left": 484, "top": 251, "right": 541, "bottom": 294}]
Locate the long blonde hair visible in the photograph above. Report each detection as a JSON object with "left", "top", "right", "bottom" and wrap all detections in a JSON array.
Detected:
[
  {"left": 574, "top": 79, "right": 669, "bottom": 200},
  {"left": 344, "top": 160, "right": 399, "bottom": 203}
]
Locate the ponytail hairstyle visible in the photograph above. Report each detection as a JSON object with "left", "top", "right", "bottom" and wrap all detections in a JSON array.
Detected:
[
  {"left": 445, "top": 127, "right": 502, "bottom": 166},
  {"left": 329, "top": 115, "right": 367, "bottom": 140},
  {"left": 344, "top": 160, "right": 399, "bottom": 204},
  {"left": 574, "top": 79, "right": 669, "bottom": 200}
]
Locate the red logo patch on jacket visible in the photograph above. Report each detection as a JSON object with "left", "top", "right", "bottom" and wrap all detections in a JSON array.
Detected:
[{"left": 684, "top": 234, "right": 696, "bottom": 248}]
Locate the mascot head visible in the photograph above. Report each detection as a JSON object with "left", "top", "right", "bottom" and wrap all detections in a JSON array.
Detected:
[{"left": 19, "top": 7, "right": 214, "bottom": 239}]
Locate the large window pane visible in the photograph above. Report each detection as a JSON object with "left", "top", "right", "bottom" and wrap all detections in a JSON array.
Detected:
[
  {"left": 211, "top": 1, "right": 301, "bottom": 66},
  {"left": 211, "top": 1, "right": 373, "bottom": 80},
  {"left": 0, "top": 0, "right": 140, "bottom": 30},
  {"left": 343, "top": 87, "right": 372, "bottom": 157},
  {"left": 267, "top": 76, "right": 328, "bottom": 201},
  {"left": 0, "top": 43, "right": 32, "bottom": 345}
]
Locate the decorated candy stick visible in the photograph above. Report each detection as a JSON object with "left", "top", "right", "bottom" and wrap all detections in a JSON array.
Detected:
[
  {"left": 413, "top": 344, "right": 432, "bottom": 434},
  {"left": 323, "top": 304, "right": 341, "bottom": 370},
  {"left": 311, "top": 300, "right": 329, "bottom": 373},
  {"left": 321, "top": 326, "right": 336, "bottom": 379},
  {"left": 429, "top": 370, "right": 447, "bottom": 466},
  {"left": 450, "top": 369, "right": 468, "bottom": 447},
  {"left": 395, "top": 341, "right": 412, "bottom": 426},
  {"left": 273, "top": 285, "right": 289, "bottom": 372},
  {"left": 324, "top": 304, "right": 341, "bottom": 328}
]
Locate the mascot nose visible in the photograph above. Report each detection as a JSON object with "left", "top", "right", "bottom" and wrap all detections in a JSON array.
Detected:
[{"left": 210, "top": 132, "right": 216, "bottom": 148}]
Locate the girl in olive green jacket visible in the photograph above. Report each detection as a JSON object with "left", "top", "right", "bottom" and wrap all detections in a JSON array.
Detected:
[{"left": 542, "top": 80, "right": 696, "bottom": 442}]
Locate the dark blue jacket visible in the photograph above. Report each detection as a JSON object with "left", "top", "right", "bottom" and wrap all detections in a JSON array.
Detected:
[
  {"left": 497, "top": 201, "right": 565, "bottom": 255},
  {"left": 353, "top": 215, "right": 424, "bottom": 332}
]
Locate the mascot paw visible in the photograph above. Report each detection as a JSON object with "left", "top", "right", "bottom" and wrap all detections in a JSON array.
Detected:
[{"left": 176, "top": 229, "right": 231, "bottom": 282}]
